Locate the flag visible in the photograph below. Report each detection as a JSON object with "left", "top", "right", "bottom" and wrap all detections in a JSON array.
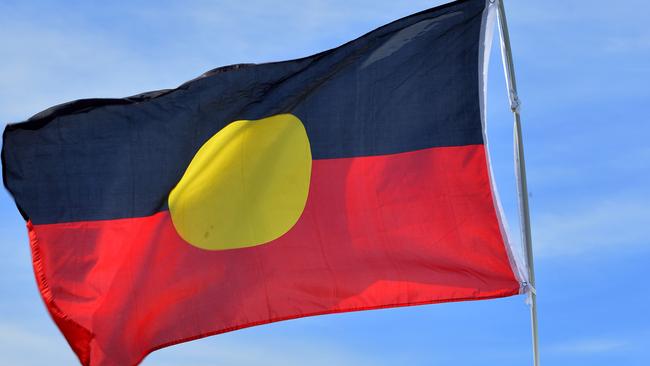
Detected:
[{"left": 2, "top": 0, "right": 526, "bottom": 364}]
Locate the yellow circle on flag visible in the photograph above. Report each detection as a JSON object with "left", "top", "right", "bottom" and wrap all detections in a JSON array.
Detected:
[{"left": 168, "top": 114, "right": 312, "bottom": 250}]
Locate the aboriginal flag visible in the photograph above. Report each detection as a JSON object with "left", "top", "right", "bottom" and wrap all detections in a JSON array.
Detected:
[{"left": 2, "top": 0, "right": 526, "bottom": 365}]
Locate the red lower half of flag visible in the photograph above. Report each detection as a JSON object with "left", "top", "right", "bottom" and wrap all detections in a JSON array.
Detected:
[{"left": 28, "top": 144, "right": 520, "bottom": 366}]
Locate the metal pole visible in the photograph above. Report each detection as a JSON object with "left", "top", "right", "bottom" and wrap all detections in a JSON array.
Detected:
[{"left": 495, "top": 1, "right": 540, "bottom": 366}]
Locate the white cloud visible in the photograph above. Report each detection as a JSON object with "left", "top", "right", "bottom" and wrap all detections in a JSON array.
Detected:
[
  {"left": 0, "top": 323, "right": 78, "bottom": 366},
  {"left": 0, "top": 317, "right": 387, "bottom": 366},
  {"left": 142, "top": 332, "right": 386, "bottom": 366},
  {"left": 604, "top": 34, "right": 650, "bottom": 53},
  {"left": 547, "top": 336, "right": 629, "bottom": 355},
  {"left": 0, "top": 0, "right": 446, "bottom": 124},
  {"left": 0, "top": 20, "right": 200, "bottom": 123},
  {"left": 509, "top": 0, "right": 650, "bottom": 25},
  {"left": 533, "top": 197, "right": 650, "bottom": 258}
]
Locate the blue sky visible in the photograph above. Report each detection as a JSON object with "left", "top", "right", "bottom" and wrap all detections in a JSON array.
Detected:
[{"left": 1, "top": 0, "right": 649, "bottom": 365}]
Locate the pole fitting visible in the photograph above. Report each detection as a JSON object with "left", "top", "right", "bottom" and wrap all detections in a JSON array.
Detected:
[{"left": 509, "top": 90, "right": 521, "bottom": 113}]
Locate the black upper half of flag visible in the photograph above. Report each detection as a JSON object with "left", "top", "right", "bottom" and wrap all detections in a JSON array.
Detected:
[{"left": 3, "top": 0, "right": 488, "bottom": 224}]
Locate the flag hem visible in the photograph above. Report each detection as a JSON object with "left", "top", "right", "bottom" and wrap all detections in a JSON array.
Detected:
[
  {"left": 28, "top": 221, "right": 93, "bottom": 366},
  {"left": 478, "top": 0, "right": 528, "bottom": 288}
]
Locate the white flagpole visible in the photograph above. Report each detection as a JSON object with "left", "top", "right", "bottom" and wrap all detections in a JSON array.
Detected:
[{"left": 495, "top": 1, "right": 540, "bottom": 365}]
